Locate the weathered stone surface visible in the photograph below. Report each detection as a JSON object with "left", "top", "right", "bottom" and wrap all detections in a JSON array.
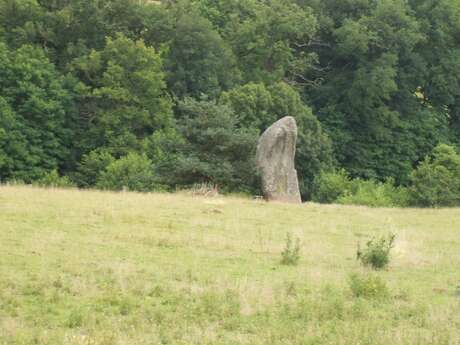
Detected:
[{"left": 256, "top": 116, "right": 301, "bottom": 203}]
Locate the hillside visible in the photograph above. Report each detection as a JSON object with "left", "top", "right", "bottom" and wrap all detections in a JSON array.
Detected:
[
  {"left": 2, "top": 0, "right": 460, "bottom": 204},
  {"left": 1, "top": 185, "right": 460, "bottom": 344}
]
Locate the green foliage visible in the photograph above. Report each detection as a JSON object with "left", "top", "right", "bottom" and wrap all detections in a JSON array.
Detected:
[
  {"left": 73, "top": 150, "right": 115, "bottom": 188},
  {"left": 313, "top": 171, "right": 409, "bottom": 207},
  {"left": 357, "top": 233, "right": 396, "bottom": 270},
  {"left": 71, "top": 33, "right": 174, "bottom": 156},
  {"left": 337, "top": 179, "right": 410, "bottom": 208},
  {"left": 1, "top": 0, "right": 460, "bottom": 202},
  {"left": 170, "top": 98, "right": 259, "bottom": 193},
  {"left": 160, "top": 2, "right": 240, "bottom": 98},
  {"left": 96, "top": 153, "right": 157, "bottom": 192},
  {"left": 197, "top": 0, "right": 318, "bottom": 84},
  {"left": 0, "top": 42, "right": 76, "bottom": 182},
  {"left": 220, "top": 83, "right": 276, "bottom": 130},
  {"left": 312, "top": 169, "right": 353, "bottom": 203},
  {"left": 411, "top": 0, "right": 460, "bottom": 143},
  {"left": 304, "top": 0, "right": 449, "bottom": 183},
  {"left": 35, "top": 170, "right": 75, "bottom": 188},
  {"left": 409, "top": 144, "right": 460, "bottom": 207},
  {"left": 280, "top": 233, "right": 301, "bottom": 266},
  {"left": 348, "top": 273, "right": 389, "bottom": 299}
]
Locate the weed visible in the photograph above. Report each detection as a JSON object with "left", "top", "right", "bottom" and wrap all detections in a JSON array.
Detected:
[
  {"left": 281, "top": 233, "right": 301, "bottom": 266},
  {"left": 65, "top": 309, "right": 83, "bottom": 328},
  {"left": 357, "top": 233, "right": 395, "bottom": 270},
  {"left": 348, "top": 273, "right": 389, "bottom": 300}
]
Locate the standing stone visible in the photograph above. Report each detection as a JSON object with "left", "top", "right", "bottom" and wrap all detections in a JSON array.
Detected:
[{"left": 256, "top": 116, "right": 301, "bottom": 203}]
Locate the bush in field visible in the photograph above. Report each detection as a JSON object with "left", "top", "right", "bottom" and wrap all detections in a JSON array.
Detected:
[
  {"left": 348, "top": 273, "right": 389, "bottom": 299},
  {"left": 409, "top": 144, "right": 460, "bottom": 207},
  {"left": 96, "top": 153, "right": 157, "bottom": 192},
  {"left": 35, "top": 170, "right": 75, "bottom": 188},
  {"left": 357, "top": 233, "right": 396, "bottom": 270}
]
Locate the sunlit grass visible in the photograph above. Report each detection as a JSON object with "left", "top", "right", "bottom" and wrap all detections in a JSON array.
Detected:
[{"left": 1, "top": 185, "right": 460, "bottom": 344}]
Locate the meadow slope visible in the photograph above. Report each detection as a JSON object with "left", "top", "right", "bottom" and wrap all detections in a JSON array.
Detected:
[{"left": 1, "top": 185, "right": 460, "bottom": 345}]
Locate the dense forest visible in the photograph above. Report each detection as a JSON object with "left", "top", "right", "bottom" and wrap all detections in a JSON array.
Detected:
[{"left": 1, "top": 0, "right": 460, "bottom": 206}]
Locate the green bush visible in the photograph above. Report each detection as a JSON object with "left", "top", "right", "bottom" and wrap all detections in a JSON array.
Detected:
[
  {"left": 357, "top": 233, "right": 396, "bottom": 270},
  {"left": 73, "top": 150, "right": 115, "bottom": 188},
  {"left": 338, "top": 178, "right": 409, "bottom": 208},
  {"left": 280, "top": 233, "right": 301, "bottom": 266},
  {"left": 312, "top": 170, "right": 409, "bottom": 207},
  {"left": 311, "top": 169, "right": 353, "bottom": 203},
  {"left": 348, "top": 273, "right": 389, "bottom": 299},
  {"left": 409, "top": 144, "right": 460, "bottom": 207},
  {"left": 96, "top": 153, "right": 157, "bottom": 192},
  {"left": 35, "top": 170, "right": 75, "bottom": 188}
]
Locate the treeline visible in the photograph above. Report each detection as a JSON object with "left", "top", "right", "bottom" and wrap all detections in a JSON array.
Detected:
[{"left": 1, "top": 0, "right": 460, "bottom": 206}]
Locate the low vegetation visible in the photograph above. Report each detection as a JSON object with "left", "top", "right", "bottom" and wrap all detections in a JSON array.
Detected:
[
  {"left": 312, "top": 144, "right": 460, "bottom": 207},
  {"left": 1, "top": 185, "right": 460, "bottom": 344},
  {"left": 348, "top": 273, "right": 389, "bottom": 300},
  {"left": 280, "top": 232, "right": 301, "bottom": 266},
  {"left": 357, "top": 233, "right": 396, "bottom": 270}
]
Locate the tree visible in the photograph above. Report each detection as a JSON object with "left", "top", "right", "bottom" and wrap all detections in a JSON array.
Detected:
[
  {"left": 70, "top": 34, "right": 174, "bottom": 157},
  {"left": 0, "top": 42, "right": 76, "bottom": 182},
  {"left": 169, "top": 98, "right": 259, "bottom": 193},
  {"left": 0, "top": 0, "right": 149, "bottom": 67},
  {"left": 72, "top": 149, "right": 115, "bottom": 188},
  {"left": 409, "top": 0, "right": 460, "bottom": 146},
  {"left": 302, "top": 0, "right": 448, "bottom": 183},
  {"left": 141, "top": 0, "right": 240, "bottom": 98},
  {"left": 196, "top": 0, "right": 318, "bottom": 85}
]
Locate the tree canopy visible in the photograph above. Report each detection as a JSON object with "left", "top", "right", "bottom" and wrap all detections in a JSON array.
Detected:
[{"left": 1, "top": 0, "right": 460, "bottom": 204}]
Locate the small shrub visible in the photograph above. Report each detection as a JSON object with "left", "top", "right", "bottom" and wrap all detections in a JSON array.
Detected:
[
  {"left": 35, "top": 170, "right": 75, "bottom": 188},
  {"left": 96, "top": 153, "right": 157, "bottom": 192},
  {"left": 357, "top": 233, "right": 396, "bottom": 270},
  {"left": 281, "top": 233, "right": 301, "bottom": 266},
  {"left": 348, "top": 272, "right": 389, "bottom": 299}
]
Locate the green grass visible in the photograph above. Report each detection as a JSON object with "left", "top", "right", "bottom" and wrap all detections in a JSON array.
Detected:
[{"left": 1, "top": 185, "right": 460, "bottom": 344}]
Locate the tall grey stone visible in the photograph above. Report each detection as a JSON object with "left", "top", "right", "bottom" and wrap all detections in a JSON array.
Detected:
[{"left": 256, "top": 116, "right": 301, "bottom": 203}]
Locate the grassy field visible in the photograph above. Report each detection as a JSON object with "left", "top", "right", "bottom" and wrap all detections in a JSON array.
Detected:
[{"left": 1, "top": 185, "right": 460, "bottom": 345}]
